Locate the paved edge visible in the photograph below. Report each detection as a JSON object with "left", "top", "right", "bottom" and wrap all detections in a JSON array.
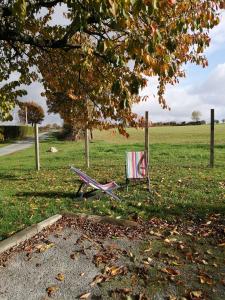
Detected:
[
  {"left": 62, "top": 211, "right": 138, "bottom": 228},
  {"left": 0, "top": 214, "right": 62, "bottom": 255}
]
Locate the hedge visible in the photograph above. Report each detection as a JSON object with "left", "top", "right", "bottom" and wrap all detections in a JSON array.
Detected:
[{"left": 0, "top": 125, "right": 33, "bottom": 141}]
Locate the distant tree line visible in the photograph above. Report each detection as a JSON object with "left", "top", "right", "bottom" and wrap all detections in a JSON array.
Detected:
[
  {"left": 149, "top": 120, "right": 223, "bottom": 127},
  {"left": 150, "top": 120, "right": 207, "bottom": 127}
]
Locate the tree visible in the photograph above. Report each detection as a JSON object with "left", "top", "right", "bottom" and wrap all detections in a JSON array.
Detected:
[
  {"left": 18, "top": 101, "right": 45, "bottom": 126},
  {"left": 0, "top": 0, "right": 224, "bottom": 120},
  {"left": 0, "top": 82, "right": 27, "bottom": 121},
  {"left": 192, "top": 111, "right": 202, "bottom": 122},
  {"left": 38, "top": 40, "right": 143, "bottom": 139}
]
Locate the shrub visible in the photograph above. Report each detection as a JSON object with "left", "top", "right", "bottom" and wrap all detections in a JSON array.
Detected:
[
  {"left": 0, "top": 128, "right": 4, "bottom": 141},
  {"left": 0, "top": 126, "right": 33, "bottom": 141}
]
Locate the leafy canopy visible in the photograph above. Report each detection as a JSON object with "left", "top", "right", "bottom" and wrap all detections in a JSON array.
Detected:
[
  {"left": 18, "top": 101, "right": 45, "bottom": 125},
  {"left": 0, "top": 0, "right": 224, "bottom": 121}
]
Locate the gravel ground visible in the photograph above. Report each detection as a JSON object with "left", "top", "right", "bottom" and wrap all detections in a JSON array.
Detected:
[{"left": 0, "top": 218, "right": 141, "bottom": 300}]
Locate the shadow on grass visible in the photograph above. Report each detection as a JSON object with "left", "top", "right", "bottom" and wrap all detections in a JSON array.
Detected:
[
  {"left": 0, "top": 173, "right": 24, "bottom": 181},
  {"left": 16, "top": 191, "right": 78, "bottom": 199},
  {"left": 144, "top": 202, "right": 225, "bottom": 221}
]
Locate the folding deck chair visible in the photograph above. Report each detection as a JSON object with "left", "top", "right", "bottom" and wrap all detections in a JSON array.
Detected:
[
  {"left": 125, "top": 151, "right": 150, "bottom": 191},
  {"left": 70, "top": 166, "right": 120, "bottom": 200}
]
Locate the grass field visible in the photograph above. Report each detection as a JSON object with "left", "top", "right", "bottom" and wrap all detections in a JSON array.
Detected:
[
  {"left": 1, "top": 124, "right": 225, "bottom": 299},
  {"left": 0, "top": 124, "right": 225, "bottom": 239}
]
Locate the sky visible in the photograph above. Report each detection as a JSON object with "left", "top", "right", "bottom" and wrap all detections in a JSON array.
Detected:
[
  {"left": 133, "top": 12, "right": 225, "bottom": 123},
  {"left": 3, "top": 10, "right": 225, "bottom": 125}
]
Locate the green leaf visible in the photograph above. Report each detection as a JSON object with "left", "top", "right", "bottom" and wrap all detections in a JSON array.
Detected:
[{"left": 12, "top": 0, "right": 27, "bottom": 27}]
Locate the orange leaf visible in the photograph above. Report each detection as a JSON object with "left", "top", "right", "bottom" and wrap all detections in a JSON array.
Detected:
[
  {"left": 55, "top": 273, "right": 65, "bottom": 281},
  {"left": 46, "top": 285, "right": 59, "bottom": 297},
  {"left": 161, "top": 267, "right": 180, "bottom": 276},
  {"left": 79, "top": 292, "right": 91, "bottom": 299}
]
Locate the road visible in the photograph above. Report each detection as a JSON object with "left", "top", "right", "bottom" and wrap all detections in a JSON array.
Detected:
[{"left": 0, "top": 132, "right": 49, "bottom": 157}]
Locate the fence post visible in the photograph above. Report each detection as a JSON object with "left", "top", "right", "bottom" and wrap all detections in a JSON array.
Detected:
[
  {"left": 85, "top": 128, "right": 90, "bottom": 168},
  {"left": 34, "top": 123, "right": 40, "bottom": 171},
  {"left": 145, "top": 111, "right": 149, "bottom": 164},
  {"left": 210, "top": 109, "right": 214, "bottom": 168},
  {"left": 25, "top": 106, "right": 28, "bottom": 125},
  {"left": 145, "top": 111, "right": 150, "bottom": 191}
]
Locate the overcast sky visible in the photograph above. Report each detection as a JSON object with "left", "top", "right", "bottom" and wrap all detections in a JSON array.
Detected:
[{"left": 4, "top": 10, "right": 225, "bottom": 125}]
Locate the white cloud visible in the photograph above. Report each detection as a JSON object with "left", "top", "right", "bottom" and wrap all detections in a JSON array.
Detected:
[
  {"left": 192, "top": 63, "right": 225, "bottom": 103},
  {"left": 133, "top": 14, "right": 225, "bottom": 123},
  {"left": 134, "top": 62, "right": 225, "bottom": 122},
  {"left": 206, "top": 12, "right": 225, "bottom": 54}
]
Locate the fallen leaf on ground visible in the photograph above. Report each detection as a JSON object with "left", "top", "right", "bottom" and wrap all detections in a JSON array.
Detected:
[
  {"left": 55, "top": 273, "right": 65, "bottom": 281},
  {"left": 70, "top": 253, "right": 79, "bottom": 260},
  {"left": 90, "top": 275, "right": 105, "bottom": 286},
  {"left": 218, "top": 242, "right": 225, "bottom": 247},
  {"left": 46, "top": 285, "right": 59, "bottom": 297},
  {"left": 164, "top": 238, "right": 177, "bottom": 243},
  {"left": 190, "top": 290, "right": 202, "bottom": 298},
  {"left": 105, "top": 265, "right": 126, "bottom": 277},
  {"left": 143, "top": 257, "right": 153, "bottom": 265},
  {"left": 168, "top": 296, "right": 177, "bottom": 300},
  {"left": 79, "top": 292, "right": 91, "bottom": 299},
  {"left": 149, "top": 230, "right": 162, "bottom": 237},
  {"left": 37, "top": 243, "right": 55, "bottom": 253},
  {"left": 201, "top": 259, "right": 208, "bottom": 265},
  {"left": 144, "top": 247, "right": 152, "bottom": 252},
  {"left": 161, "top": 267, "right": 180, "bottom": 276},
  {"left": 198, "top": 273, "right": 213, "bottom": 285}
]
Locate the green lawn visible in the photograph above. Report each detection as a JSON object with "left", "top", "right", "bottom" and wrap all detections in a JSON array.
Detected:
[{"left": 0, "top": 125, "right": 225, "bottom": 239}]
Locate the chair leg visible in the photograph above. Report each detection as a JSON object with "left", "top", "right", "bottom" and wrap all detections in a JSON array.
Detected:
[
  {"left": 147, "top": 177, "right": 150, "bottom": 192},
  {"left": 76, "top": 182, "right": 84, "bottom": 198},
  {"left": 126, "top": 178, "right": 129, "bottom": 192}
]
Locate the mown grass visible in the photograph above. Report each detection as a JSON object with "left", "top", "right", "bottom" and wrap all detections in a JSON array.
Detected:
[{"left": 0, "top": 125, "right": 225, "bottom": 239}]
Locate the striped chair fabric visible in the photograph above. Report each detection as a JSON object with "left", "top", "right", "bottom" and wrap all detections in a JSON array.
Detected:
[
  {"left": 126, "top": 151, "right": 147, "bottom": 179},
  {"left": 70, "top": 166, "right": 120, "bottom": 200}
]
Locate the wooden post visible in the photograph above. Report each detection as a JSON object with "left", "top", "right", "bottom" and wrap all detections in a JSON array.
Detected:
[
  {"left": 34, "top": 123, "right": 40, "bottom": 171},
  {"left": 210, "top": 109, "right": 214, "bottom": 168},
  {"left": 145, "top": 111, "right": 149, "bottom": 164},
  {"left": 85, "top": 128, "right": 89, "bottom": 168},
  {"left": 25, "top": 106, "right": 28, "bottom": 125},
  {"left": 145, "top": 111, "right": 150, "bottom": 191}
]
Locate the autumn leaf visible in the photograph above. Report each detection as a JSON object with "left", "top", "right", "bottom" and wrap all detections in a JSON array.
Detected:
[
  {"left": 70, "top": 253, "right": 79, "bottom": 260},
  {"left": 143, "top": 257, "right": 153, "bottom": 265},
  {"left": 36, "top": 243, "right": 55, "bottom": 253},
  {"left": 198, "top": 273, "right": 213, "bottom": 285},
  {"left": 90, "top": 275, "right": 105, "bottom": 287},
  {"left": 55, "top": 273, "right": 65, "bottom": 282},
  {"left": 105, "top": 265, "right": 126, "bottom": 277},
  {"left": 161, "top": 267, "right": 180, "bottom": 276},
  {"left": 218, "top": 242, "right": 225, "bottom": 247},
  {"left": 79, "top": 292, "right": 91, "bottom": 299},
  {"left": 190, "top": 290, "right": 203, "bottom": 299},
  {"left": 168, "top": 296, "right": 177, "bottom": 300},
  {"left": 164, "top": 238, "right": 177, "bottom": 244},
  {"left": 46, "top": 285, "right": 59, "bottom": 297}
]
